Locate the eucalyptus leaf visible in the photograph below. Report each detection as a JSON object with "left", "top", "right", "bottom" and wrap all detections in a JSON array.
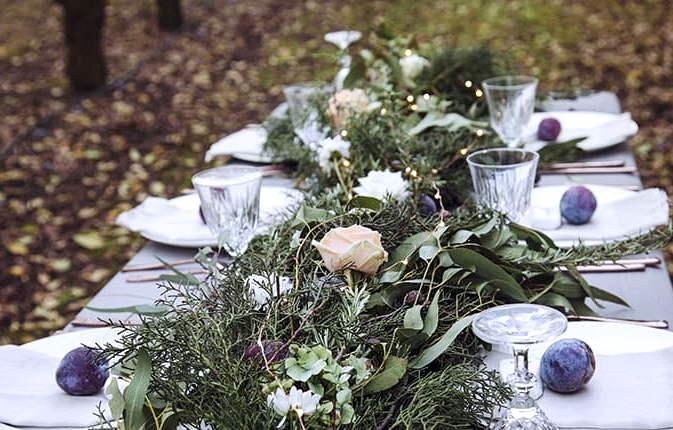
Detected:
[
  {"left": 403, "top": 305, "right": 425, "bottom": 331},
  {"left": 447, "top": 248, "right": 527, "bottom": 302},
  {"left": 348, "top": 195, "right": 383, "bottom": 211},
  {"left": 361, "top": 355, "right": 408, "bottom": 394},
  {"left": 409, "top": 314, "right": 475, "bottom": 369},
  {"left": 85, "top": 304, "right": 170, "bottom": 315},
  {"left": 124, "top": 348, "right": 152, "bottom": 430}
]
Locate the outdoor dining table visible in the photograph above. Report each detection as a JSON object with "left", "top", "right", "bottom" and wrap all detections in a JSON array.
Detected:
[
  {"left": 6, "top": 95, "right": 673, "bottom": 430},
  {"left": 64, "top": 138, "right": 673, "bottom": 333}
]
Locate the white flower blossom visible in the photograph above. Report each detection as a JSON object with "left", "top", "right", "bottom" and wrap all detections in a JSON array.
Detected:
[
  {"left": 399, "top": 53, "right": 429, "bottom": 80},
  {"left": 316, "top": 135, "right": 350, "bottom": 172},
  {"left": 353, "top": 170, "right": 411, "bottom": 202},
  {"left": 267, "top": 386, "right": 321, "bottom": 427},
  {"left": 246, "top": 273, "right": 293, "bottom": 309}
]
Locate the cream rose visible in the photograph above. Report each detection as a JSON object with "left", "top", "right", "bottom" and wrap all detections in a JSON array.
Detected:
[
  {"left": 399, "top": 53, "right": 429, "bottom": 80},
  {"left": 312, "top": 225, "right": 388, "bottom": 275},
  {"left": 326, "top": 88, "right": 370, "bottom": 131}
]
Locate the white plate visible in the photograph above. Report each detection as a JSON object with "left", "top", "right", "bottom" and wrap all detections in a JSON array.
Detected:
[
  {"left": 21, "top": 327, "right": 122, "bottom": 359},
  {"left": 139, "top": 186, "right": 304, "bottom": 248},
  {"left": 525, "top": 184, "right": 669, "bottom": 247},
  {"left": 205, "top": 126, "right": 274, "bottom": 163},
  {"left": 524, "top": 111, "right": 638, "bottom": 152}
]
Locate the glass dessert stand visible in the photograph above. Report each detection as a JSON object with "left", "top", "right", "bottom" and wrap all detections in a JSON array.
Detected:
[{"left": 472, "top": 303, "right": 568, "bottom": 430}]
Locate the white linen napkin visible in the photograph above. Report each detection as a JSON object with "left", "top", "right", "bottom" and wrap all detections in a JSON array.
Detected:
[
  {"left": 569, "top": 113, "right": 637, "bottom": 152},
  {"left": 539, "top": 346, "right": 673, "bottom": 430},
  {"left": 116, "top": 195, "right": 212, "bottom": 246},
  {"left": 0, "top": 345, "right": 110, "bottom": 428},
  {"left": 204, "top": 126, "right": 271, "bottom": 163},
  {"left": 529, "top": 187, "right": 670, "bottom": 245},
  {"left": 524, "top": 112, "right": 637, "bottom": 152}
]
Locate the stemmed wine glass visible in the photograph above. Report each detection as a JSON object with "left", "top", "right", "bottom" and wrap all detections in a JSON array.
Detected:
[
  {"left": 324, "top": 30, "right": 362, "bottom": 90},
  {"left": 482, "top": 76, "right": 538, "bottom": 148},
  {"left": 472, "top": 303, "right": 567, "bottom": 430}
]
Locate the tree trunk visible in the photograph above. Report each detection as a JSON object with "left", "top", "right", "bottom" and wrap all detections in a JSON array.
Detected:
[
  {"left": 55, "top": 0, "right": 107, "bottom": 92},
  {"left": 156, "top": 0, "right": 183, "bottom": 31}
]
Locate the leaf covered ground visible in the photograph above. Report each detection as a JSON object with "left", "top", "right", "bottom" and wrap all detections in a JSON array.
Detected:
[{"left": 1, "top": 0, "right": 672, "bottom": 344}]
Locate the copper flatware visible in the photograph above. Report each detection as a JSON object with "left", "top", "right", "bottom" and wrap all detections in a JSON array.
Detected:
[
  {"left": 122, "top": 258, "right": 196, "bottom": 272},
  {"left": 70, "top": 318, "right": 142, "bottom": 327},
  {"left": 567, "top": 315, "right": 669, "bottom": 329},
  {"left": 547, "top": 160, "right": 625, "bottom": 169},
  {"left": 539, "top": 165, "right": 637, "bottom": 174},
  {"left": 125, "top": 270, "right": 208, "bottom": 283}
]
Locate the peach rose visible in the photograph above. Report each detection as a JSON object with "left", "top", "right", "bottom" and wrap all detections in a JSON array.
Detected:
[
  {"left": 312, "top": 225, "right": 388, "bottom": 275},
  {"left": 326, "top": 88, "right": 369, "bottom": 131}
]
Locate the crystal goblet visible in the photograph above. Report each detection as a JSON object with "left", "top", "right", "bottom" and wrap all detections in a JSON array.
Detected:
[
  {"left": 191, "top": 165, "right": 263, "bottom": 256},
  {"left": 482, "top": 75, "right": 538, "bottom": 148},
  {"left": 324, "top": 30, "right": 362, "bottom": 90},
  {"left": 472, "top": 303, "right": 567, "bottom": 430},
  {"left": 282, "top": 82, "right": 333, "bottom": 148},
  {"left": 466, "top": 148, "right": 539, "bottom": 223}
]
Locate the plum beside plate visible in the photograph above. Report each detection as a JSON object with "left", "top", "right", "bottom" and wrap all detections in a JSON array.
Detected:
[{"left": 523, "top": 111, "right": 638, "bottom": 152}]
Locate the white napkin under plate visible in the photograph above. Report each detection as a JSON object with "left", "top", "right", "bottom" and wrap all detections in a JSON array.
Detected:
[
  {"left": 539, "top": 346, "right": 673, "bottom": 430},
  {"left": 116, "top": 187, "right": 304, "bottom": 248},
  {"left": 205, "top": 126, "right": 272, "bottom": 163},
  {"left": 527, "top": 186, "right": 670, "bottom": 246},
  {"left": 0, "top": 345, "right": 110, "bottom": 429}
]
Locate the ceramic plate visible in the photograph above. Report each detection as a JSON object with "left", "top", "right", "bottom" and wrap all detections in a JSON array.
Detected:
[
  {"left": 523, "top": 111, "right": 638, "bottom": 152},
  {"left": 21, "top": 327, "right": 122, "bottom": 359},
  {"left": 140, "top": 186, "right": 304, "bottom": 248}
]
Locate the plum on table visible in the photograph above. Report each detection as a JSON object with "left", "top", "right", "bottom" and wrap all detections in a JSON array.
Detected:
[
  {"left": 539, "top": 338, "right": 595, "bottom": 393},
  {"left": 55, "top": 346, "right": 109, "bottom": 396},
  {"left": 537, "top": 117, "right": 562, "bottom": 141},
  {"left": 559, "top": 185, "right": 597, "bottom": 225}
]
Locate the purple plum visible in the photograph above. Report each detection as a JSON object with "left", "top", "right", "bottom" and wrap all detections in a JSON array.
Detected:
[
  {"left": 418, "top": 194, "right": 438, "bottom": 217},
  {"left": 539, "top": 338, "right": 595, "bottom": 393},
  {"left": 55, "top": 346, "right": 109, "bottom": 395},
  {"left": 537, "top": 117, "right": 562, "bottom": 141},
  {"left": 559, "top": 185, "right": 597, "bottom": 225}
]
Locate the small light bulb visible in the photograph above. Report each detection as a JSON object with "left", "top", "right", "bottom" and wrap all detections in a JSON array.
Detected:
[
  {"left": 410, "top": 104, "right": 418, "bottom": 111},
  {"left": 380, "top": 108, "right": 387, "bottom": 115},
  {"left": 423, "top": 93, "right": 430, "bottom": 100},
  {"left": 342, "top": 159, "right": 351, "bottom": 168},
  {"left": 405, "top": 166, "right": 411, "bottom": 173},
  {"left": 476, "top": 129, "right": 484, "bottom": 137},
  {"left": 406, "top": 95, "right": 414, "bottom": 103},
  {"left": 464, "top": 80, "right": 473, "bottom": 88},
  {"left": 459, "top": 148, "right": 468, "bottom": 156},
  {"left": 475, "top": 89, "right": 483, "bottom": 98},
  {"left": 404, "top": 49, "right": 412, "bottom": 57},
  {"left": 340, "top": 130, "right": 348, "bottom": 137}
]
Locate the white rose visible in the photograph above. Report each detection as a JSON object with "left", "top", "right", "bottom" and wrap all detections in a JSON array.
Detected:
[
  {"left": 353, "top": 170, "right": 411, "bottom": 202},
  {"left": 312, "top": 225, "right": 388, "bottom": 275},
  {"left": 399, "top": 53, "right": 429, "bottom": 80},
  {"left": 246, "top": 273, "right": 293, "bottom": 309},
  {"left": 316, "top": 135, "right": 350, "bottom": 172}
]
